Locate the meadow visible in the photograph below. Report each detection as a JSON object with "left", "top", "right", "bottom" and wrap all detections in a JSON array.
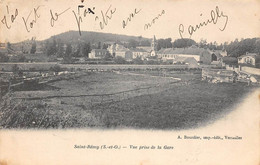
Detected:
[{"left": 0, "top": 70, "right": 255, "bottom": 129}]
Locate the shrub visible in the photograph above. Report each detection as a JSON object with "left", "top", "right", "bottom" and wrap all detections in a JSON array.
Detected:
[{"left": 50, "top": 65, "right": 62, "bottom": 73}]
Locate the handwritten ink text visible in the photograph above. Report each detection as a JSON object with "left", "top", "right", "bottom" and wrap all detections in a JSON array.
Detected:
[
  {"left": 144, "top": 10, "right": 165, "bottom": 30},
  {"left": 1, "top": 5, "right": 18, "bottom": 29},
  {"left": 22, "top": 6, "right": 43, "bottom": 32},
  {"left": 122, "top": 8, "right": 141, "bottom": 28},
  {"left": 72, "top": 6, "right": 95, "bottom": 35},
  {"left": 179, "top": 6, "right": 228, "bottom": 39},
  {"left": 50, "top": 8, "right": 71, "bottom": 27},
  {"left": 95, "top": 5, "right": 116, "bottom": 30}
]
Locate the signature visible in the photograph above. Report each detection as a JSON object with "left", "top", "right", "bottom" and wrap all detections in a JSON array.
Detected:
[
  {"left": 22, "top": 5, "right": 43, "bottom": 32},
  {"left": 1, "top": 5, "right": 18, "bottom": 29},
  {"left": 144, "top": 10, "right": 165, "bottom": 30},
  {"left": 179, "top": 6, "right": 228, "bottom": 39},
  {"left": 122, "top": 8, "right": 141, "bottom": 28},
  {"left": 95, "top": 5, "right": 116, "bottom": 30},
  {"left": 72, "top": 6, "right": 96, "bottom": 35},
  {"left": 50, "top": 8, "right": 71, "bottom": 27}
]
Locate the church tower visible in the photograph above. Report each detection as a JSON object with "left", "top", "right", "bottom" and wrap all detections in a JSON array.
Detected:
[
  {"left": 151, "top": 35, "right": 157, "bottom": 51},
  {"left": 151, "top": 35, "right": 157, "bottom": 56}
]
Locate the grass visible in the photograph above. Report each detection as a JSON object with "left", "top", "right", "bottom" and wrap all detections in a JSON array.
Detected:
[
  {"left": 0, "top": 71, "right": 256, "bottom": 129},
  {"left": 90, "top": 82, "right": 255, "bottom": 129}
]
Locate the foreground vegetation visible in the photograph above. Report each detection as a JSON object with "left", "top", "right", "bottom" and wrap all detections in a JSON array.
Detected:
[{"left": 0, "top": 71, "right": 256, "bottom": 129}]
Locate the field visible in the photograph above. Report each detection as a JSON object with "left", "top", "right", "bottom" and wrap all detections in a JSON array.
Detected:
[{"left": 0, "top": 70, "right": 256, "bottom": 129}]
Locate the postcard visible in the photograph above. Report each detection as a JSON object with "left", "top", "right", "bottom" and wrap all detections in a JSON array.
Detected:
[{"left": 0, "top": 0, "right": 259, "bottom": 164}]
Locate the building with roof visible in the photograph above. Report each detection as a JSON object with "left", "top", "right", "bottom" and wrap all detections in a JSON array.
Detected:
[
  {"left": 89, "top": 49, "right": 108, "bottom": 59},
  {"left": 107, "top": 35, "right": 158, "bottom": 59},
  {"left": 173, "top": 57, "right": 198, "bottom": 68},
  {"left": 130, "top": 48, "right": 149, "bottom": 60},
  {"left": 238, "top": 53, "right": 260, "bottom": 68},
  {"left": 115, "top": 50, "right": 133, "bottom": 61},
  {"left": 157, "top": 47, "right": 213, "bottom": 64}
]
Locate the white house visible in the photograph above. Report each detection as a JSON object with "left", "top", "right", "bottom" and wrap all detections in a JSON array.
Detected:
[
  {"left": 238, "top": 53, "right": 260, "bottom": 68},
  {"left": 89, "top": 49, "right": 108, "bottom": 59},
  {"left": 157, "top": 47, "right": 213, "bottom": 64}
]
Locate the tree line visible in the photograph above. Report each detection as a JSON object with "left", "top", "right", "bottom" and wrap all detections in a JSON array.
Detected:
[{"left": 156, "top": 38, "right": 260, "bottom": 58}]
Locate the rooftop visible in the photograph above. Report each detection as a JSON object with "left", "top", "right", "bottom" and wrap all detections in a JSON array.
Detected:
[{"left": 157, "top": 47, "right": 208, "bottom": 55}]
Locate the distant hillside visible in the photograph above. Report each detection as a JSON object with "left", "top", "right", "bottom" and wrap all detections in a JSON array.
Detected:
[{"left": 43, "top": 31, "right": 150, "bottom": 44}]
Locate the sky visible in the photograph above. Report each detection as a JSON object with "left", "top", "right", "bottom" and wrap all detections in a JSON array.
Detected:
[{"left": 0, "top": 0, "right": 259, "bottom": 44}]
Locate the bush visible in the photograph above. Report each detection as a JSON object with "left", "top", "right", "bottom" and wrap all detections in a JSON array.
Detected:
[
  {"left": 0, "top": 52, "right": 9, "bottom": 62},
  {"left": 114, "top": 56, "right": 127, "bottom": 64},
  {"left": 132, "top": 57, "right": 144, "bottom": 64},
  {"left": 50, "top": 65, "right": 62, "bottom": 73}
]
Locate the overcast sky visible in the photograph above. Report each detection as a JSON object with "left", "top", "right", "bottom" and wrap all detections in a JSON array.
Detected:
[{"left": 0, "top": 0, "right": 259, "bottom": 44}]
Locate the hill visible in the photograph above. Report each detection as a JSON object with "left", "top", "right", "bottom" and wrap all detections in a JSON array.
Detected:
[{"left": 44, "top": 31, "right": 150, "bottom": 44}]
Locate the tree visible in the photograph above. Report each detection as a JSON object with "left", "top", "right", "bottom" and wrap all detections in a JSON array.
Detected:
[
  {"left": 82, "top": 43, "right": 91, "bottom": 58},
  {"left": 172, "top": 38, "right": 196, "bottom": 48},
  {"left": 132, "top": 56, "right": 143, "bottom": 64},
  {"left": 199, "top": 38, "right": 207, "bottom": 48},
  {"left": 164, "top": 38, "right": 172, "bottom": 48},
  {"left": 63, "top": 44, "right": 72, "bottom": 63},
  {"left": 114, "top": 56, "right": 127, "bottom": 64},
  {"left": 51, "top": 38, "right": 57, "bottom": 55},
  {"left": 97, "top": 42, "right": 101, "bottom": 49},
  {"left": 65, "top": 44, "right": 72, "bottom": 55},
  {"left": 225, "top": 38, "right": 258, "bottom": 57},
  {"left": 30, "top": 41, "right": 37, "bottom": 54},
  {"left": 74, "top": 43, "right": 81, "bottom": 57},
  {"left": 254, "top": 39, "right": 260, "bottom": 54},
  {"left": 128, "top": 39, "right": 138, "bottom": 48},
  {"left": 57, "top": 42, "right": 64, "bottom": 57},
  {"left": 7, "top": 42, "right": 13, "bottom": 53},
  {"left": 102, "top": 43, "right": 108, "bottom": 49},
  {"left": 140, "top": 40, "right": 151, "bottom": 46},
  {"left": 103, "top": 52, "right": 112, "bottom": 61},
  {"left": 138, "top": 36, "right": 143, "bottom": 45},
  {"left": 45, "top": 38, "right": 57, "bottom": 56}
]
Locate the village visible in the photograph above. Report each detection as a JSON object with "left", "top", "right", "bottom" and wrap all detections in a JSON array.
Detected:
[
  {"left": 0, "top": 32, "right": 259, "bottom": 129},
  {"left": 1, "top": 34, "right": 260, "bottom": 85}
]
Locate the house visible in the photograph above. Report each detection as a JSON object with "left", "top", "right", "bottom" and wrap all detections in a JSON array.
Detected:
[
  {"left": 115, "top": 50, "right": 133, "bottom": 61},
  {"left": 157, "top": 47, "right": 213, "bottom": 64},
  {"left": 238, "top": 53, "right": 260, "bottom": 68},
  {"left": 130, "top": 48, "right": 149, "bottom": 60},
  {"left": 108, "top": 44, "right": 128, "bottom": 57},
  {"left": 89, "top": 49, "right": 108, "bottom": 59},
  {"left": 173, "top": 57, "right": 198, "bottom": 68},
  {"left": 108, "top": 44, "right": 142, "bottom": 61}
]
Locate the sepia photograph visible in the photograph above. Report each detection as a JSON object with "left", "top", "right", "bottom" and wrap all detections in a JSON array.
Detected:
[{"left": 0, "top": 0, "right": 259, "bottom": 164}]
